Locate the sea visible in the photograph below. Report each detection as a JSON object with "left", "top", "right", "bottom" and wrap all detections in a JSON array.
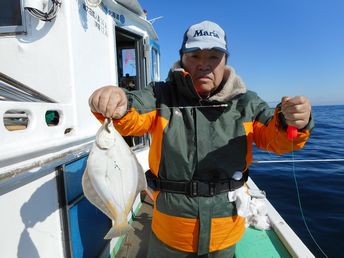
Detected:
[{"left": 250, "top": 105, "right": 344, "bottom": 258}]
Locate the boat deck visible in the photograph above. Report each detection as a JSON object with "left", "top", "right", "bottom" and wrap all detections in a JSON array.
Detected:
[
  {"left": 116, "top": 194, "right": 153, "bottom": 258},
  {"left": 116, "top": 193, "right": 292, "bottom": 258}
]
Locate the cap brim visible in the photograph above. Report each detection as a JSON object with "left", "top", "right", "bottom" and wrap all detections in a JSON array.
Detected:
[{"left": 182, "top": 46, "right": 228, "bottom": 55}]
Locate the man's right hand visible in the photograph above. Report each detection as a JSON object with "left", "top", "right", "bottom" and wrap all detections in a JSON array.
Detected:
[{"left": 88, "top": 86, "right": 128, "bottom": 119}]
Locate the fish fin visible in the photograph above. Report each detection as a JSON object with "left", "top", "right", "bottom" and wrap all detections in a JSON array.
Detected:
[
  {"left": 104, "top": 223, "right": 134, "bottom": 239},
  {"left": 144, "top": 188, "right": 155, "bottom": 202},
  {"left": 82, "top": 169, "right": 113, "bottom": 219},
  {"left": 136, "top": 166, "right": 147, "bottom": 196}
]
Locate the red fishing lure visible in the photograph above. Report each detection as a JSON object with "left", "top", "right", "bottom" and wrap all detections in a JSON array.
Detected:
[{"left": 287, "top": 126, "right": 298, "bottom": 140}]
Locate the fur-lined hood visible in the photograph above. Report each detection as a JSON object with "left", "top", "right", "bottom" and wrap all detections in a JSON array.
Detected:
[{"left": 168, "top": 61, "right": 247, "bottom": 102}]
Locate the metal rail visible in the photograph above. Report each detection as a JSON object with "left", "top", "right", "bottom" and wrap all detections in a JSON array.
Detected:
[
  {"left": 252, "top": 158, "right": 344, "bottom": 164},
  {"left": 0, "top": 72, "right": 56, "bottom": 103}
]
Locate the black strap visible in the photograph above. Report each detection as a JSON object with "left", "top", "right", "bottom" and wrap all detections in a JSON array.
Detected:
[{"left": 146, "top": 170, "right": 248, "bottom": 197}]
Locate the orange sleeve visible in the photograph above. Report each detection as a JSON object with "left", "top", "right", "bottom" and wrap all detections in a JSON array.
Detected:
[
  {"left": 253, "top": 108, "right": 312, "bottom": 154},
  {"left": 92, "top": 108, "right": 156, "bottom": 136}
]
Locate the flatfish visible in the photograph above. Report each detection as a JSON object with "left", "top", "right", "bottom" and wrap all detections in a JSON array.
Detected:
[{"left": 82, "top": 118, "right": 147, "bottom": 238}]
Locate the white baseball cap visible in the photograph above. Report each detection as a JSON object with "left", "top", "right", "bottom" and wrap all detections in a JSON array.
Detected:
[{"left": 180, "top": 20, "right": 228, "bottom": 55}]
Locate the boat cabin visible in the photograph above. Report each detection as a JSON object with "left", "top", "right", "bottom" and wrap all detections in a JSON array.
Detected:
[{"left": 0, "top": 1, "right": 158, "bottom": 257}]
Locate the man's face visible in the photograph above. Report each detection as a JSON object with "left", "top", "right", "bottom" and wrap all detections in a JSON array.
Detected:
[{"left": 182, "top": 49, "right": 226, "bottom": 97}]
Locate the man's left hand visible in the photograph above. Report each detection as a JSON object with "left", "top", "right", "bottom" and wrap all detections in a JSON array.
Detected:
[{"left": 281, "top": 96, "right": 311, "bottom": 129}]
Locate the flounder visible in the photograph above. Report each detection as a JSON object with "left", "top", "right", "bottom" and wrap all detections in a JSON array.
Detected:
[{"left": 82, "top": 118, "right": 147, "bottom": 238}]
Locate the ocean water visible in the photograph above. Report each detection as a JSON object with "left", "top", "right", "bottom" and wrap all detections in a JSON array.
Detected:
[{"left": 250, "top": 105, "right": 344, "bottom": 258}]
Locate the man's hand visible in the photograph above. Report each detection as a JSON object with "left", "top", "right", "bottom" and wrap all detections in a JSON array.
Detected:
[
  {"left": 281, "top": 96, "right": 311, "bottom": 129},
  {"left": 89, "top": 86, "right": 128, "bottom": 119}
]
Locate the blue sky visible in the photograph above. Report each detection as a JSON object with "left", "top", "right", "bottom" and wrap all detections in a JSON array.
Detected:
[{"left": 140, "top": 0, "right": 344, "bottom": 106}]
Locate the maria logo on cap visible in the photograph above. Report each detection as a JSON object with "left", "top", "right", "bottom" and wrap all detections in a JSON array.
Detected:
[{"left": 193, "top": 30, "right": 220, "bottom": 39}]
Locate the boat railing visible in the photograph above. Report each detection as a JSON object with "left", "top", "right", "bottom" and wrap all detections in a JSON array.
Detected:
[{"left": 252, "top": 158, "right": 344, "bottom": 164}]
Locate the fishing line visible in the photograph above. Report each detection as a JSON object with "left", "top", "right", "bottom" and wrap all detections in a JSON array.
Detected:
[
  {"left": 126, "top": 93, "right": 282, "bottom": 112},
  {"left": 290, "top": 138, "right": 329, "bottom": 258},
  {"left": 126, "top": 103, "right": 229, "bottom": 112},
  {"left": 264, "top": 128, "right": 329, "bottom": 257}
]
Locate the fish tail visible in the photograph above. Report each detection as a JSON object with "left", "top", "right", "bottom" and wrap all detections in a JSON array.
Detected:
[{"left": 104, "top": 223, "right": 134, "bottom": 239}]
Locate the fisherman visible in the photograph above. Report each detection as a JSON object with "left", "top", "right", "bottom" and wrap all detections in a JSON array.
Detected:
[{"left": 89, "top": 20, "right": 313, "bottom": 258}]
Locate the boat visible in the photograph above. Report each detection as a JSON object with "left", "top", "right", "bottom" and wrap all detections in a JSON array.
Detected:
[{"left": 0, "top": 0, "right": 314, "bottom": 257}]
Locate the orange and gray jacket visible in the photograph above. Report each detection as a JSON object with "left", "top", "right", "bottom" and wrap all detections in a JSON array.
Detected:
[{"left": 93, "top": 64, "right": 313, "bottom": 255}]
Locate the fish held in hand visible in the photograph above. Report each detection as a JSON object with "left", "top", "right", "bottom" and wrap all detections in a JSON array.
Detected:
[{"left": 82, "top": 118, "right": 147, "bottom": 238}]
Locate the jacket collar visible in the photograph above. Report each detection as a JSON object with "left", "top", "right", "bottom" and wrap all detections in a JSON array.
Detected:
[{"left": 168, "top": 61, "right": 247, "bottom": 103}]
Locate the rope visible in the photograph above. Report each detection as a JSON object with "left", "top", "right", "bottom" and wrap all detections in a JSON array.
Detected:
[{"left": 25, "top": 0, "right": 62, "bottom": 22}]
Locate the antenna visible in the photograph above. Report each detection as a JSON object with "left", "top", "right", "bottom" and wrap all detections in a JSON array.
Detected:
[{"left": 148, "top": 16, "right": 164, "bottom": 24}]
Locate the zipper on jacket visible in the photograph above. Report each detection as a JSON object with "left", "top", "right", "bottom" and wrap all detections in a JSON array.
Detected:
[{"left": 193, "top": 104, "right": 199, "bottom": 177}]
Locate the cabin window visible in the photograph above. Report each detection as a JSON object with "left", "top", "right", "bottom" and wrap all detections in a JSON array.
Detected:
[
  {"left": 0, "top": 0, "right": 26, "bottom": 34},
  {"left": 122, "top": 49, "right": 137, "bottom": 76},
  {"left": 151, "top": 47, "right": 160, "bottom": 81},
  {"left": 120, "top": 48, "right": 136, "bottom": 91},
  {"left": 116, "top": 28, "right": 148, "bottom": 149}
]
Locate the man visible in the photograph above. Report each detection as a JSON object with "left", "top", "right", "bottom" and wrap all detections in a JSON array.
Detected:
[{"left": 89, "top": 20, "right": 313, "bottom": 258}]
